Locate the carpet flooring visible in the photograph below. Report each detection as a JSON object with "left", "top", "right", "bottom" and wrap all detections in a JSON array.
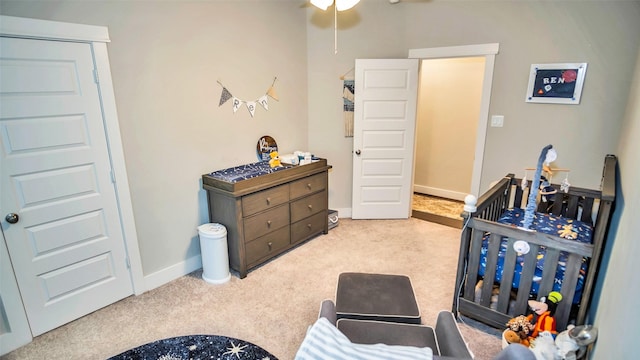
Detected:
[{"left": 3, "top": 218, "right": 502, "bottom": 360}]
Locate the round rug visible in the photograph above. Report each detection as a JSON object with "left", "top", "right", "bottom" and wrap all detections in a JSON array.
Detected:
[{"left": 108, "top": 334, "right": 278, "bottom": 360}]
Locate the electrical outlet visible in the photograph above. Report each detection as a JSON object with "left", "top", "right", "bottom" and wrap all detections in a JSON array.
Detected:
[{"left": 491, "top": 115, "right": 504, "bottom": 127}]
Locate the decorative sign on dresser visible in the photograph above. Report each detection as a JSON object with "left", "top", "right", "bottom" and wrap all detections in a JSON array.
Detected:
[{"left": 202, "top": 159, "right": 332, "bottom": 278}]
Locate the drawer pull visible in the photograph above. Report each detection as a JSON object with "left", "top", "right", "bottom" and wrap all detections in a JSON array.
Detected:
[
  {"left": 266, "top": 197, "right": 271, "bottom": 205},
  {"left": 267, "top": 220, "right": 272, "bottom": 227},
  {"left": 307, "top": 224, "right": 312, "bottom": 230},
  {"left": 307, "top": 204, "right": 313, "bottom": 211},
  {"left": 268, "top": 242, "right": 273, "bottom": 250},
  {"left": 307, "top": 183, "right": 312, "bottom": 190}
]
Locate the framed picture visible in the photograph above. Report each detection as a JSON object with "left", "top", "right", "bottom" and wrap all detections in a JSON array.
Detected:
[{"left": 525, "top": 63, "right": 587, "bottom": 104}]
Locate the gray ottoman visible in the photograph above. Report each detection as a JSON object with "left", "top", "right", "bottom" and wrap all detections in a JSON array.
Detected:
[{"left": 335, "top": 272, "right": 421, "bottom": 324}]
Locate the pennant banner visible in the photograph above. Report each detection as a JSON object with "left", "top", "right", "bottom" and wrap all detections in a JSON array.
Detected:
[
  {"left": 232, "top": 97, "right": 241, "bottom": 113},
  {"left": 267, "top": 86, "right": 279, "bottom": 101},
  {"left": 219, "top": 87, "right": 232, "bottom": 106},
  {"left": 246, "top": 101, "right": 257, "bottom": 117},
  {"left": 217, "top": 77, "right": 278, "bottom": 118},
  {"left": 258, "top": 95, "right": 269, "bottom": 110}
]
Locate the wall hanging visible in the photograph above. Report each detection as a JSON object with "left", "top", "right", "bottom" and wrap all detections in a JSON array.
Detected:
[
  {"left": 218, "top": 77, "right": 278, "bottom": 117},
  {"left": 341, "top": 67, "right": 355, "bottom": 137},
  {"left": 525, "top": 63, "right": 587, "bottom": 104}
]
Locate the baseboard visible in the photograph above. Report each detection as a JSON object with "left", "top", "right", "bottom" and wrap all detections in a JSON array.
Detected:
[
  {"left": 413, "top": 185, "right": 467, "bottom": 201},
  {"left": 412, "top": 210, "right": 463, "bottom": 229},
  {"left": 334, "top": 207, "right": 352, "bottom": 218},
  {"left": 143, "top": 255, "right": 203, "bottom": 292}
]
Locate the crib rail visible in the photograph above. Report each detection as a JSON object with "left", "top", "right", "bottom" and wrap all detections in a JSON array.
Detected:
[{"left": 457, "top": 218, "right": 593, "bottom": 330}]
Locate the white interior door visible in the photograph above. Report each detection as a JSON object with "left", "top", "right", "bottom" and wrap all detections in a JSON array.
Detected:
[
  {"left": 0, "top": 36, "right": 133, "bottom": 336},
  {"left": 351, "top": 59, "right": 419, "bottom": 219}
]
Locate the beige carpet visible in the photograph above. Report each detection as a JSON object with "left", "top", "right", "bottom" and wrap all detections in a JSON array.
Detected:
[{"left": 3, "top": 218, "right": 502, "bottom": 360}]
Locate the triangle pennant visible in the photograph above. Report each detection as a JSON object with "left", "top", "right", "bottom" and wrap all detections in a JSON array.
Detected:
[
  {"left": 219, "top": 87, "right": 232, "bottom": 106},
  {"left": 246, "top": 101, "right": 257, "bottom": 117},
  {"left": 232, "top": 97, "right": 242, "bottom": 113},
  {"left": 258, "top": 95, "right": 269, "bottom": 110},
  {"left": 267, "top": 86, "right": 279, "bottom": 101}
]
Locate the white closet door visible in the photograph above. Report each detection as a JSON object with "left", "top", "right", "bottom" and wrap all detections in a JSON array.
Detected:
[{"left": 0, "top": 36, "right": 133, "bottom": 336}]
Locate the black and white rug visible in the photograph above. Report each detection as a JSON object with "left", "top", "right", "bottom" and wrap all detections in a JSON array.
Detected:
[{"left": 108, "top": 334, "right": 277, "bottom": 360}]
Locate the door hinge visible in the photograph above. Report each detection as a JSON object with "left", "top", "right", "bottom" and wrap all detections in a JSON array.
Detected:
[
  {"left": 126, "top": 257, "right": 131, "bottom": 269},
  {"left": 110, "top": 170, "right": 116, "bottom": 184},
  {"left": 93, "top": 69, "right": 100, "bottom": 84}
]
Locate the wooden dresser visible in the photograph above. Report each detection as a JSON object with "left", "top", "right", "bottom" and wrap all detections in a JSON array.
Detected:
[{"left": 202, "top": 159, "right": 332, "bottom": 278}]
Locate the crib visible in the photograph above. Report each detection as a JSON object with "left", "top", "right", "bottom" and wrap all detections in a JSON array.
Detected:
[{"left": 452, "top": 155, "right": 616, "bottom": 331}]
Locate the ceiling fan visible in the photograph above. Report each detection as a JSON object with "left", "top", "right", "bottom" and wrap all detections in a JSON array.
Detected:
[
  {"left": 310, "top": 0, "right": 407, "bottom": 53},
  {"left": 310, "top": 0, "right": 362, "bottom": 53},
  {"left": 310, "top": 0, "right": 361, "bottom": 11},
  {"left": 310, "top": 0, "right": 402, "bottom": 10}
]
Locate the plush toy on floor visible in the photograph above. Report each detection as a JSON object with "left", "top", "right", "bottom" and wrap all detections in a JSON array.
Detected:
[
  {"left": 527, "top": 291, "right": 563, "bottom": 341},
  {"left": 505, "top": 315, "right": 535, "bottom": 347},
  {"left": 529, "top": 331, "right": 562, "bottom": 360},
  {"left": 269, "top": 151, "right": 281, "bottom": 168},
  {"left": 555, "top": 325, "right": 580, "bottom": 360}
]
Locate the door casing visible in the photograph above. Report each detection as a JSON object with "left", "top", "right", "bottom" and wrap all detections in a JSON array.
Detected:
[{"left": 409, "top": 43, "right": 500, "bottom": 198}]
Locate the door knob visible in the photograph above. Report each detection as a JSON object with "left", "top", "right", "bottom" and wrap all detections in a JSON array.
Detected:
[
  {"left": 355, "top": 149, "right": 361, "bottom": 155},
  {"left": 5, "top": 213, "right": 19, "bottom": 224}
]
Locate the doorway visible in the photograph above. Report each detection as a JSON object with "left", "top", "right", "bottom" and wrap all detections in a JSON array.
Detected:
[{"left": 408, "top": 44, "right": 500, "bottom": 227}]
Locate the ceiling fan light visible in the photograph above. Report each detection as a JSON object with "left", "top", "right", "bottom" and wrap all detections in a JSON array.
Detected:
[
  {"left": 336, "top": 0, "right": 361, "bottom": 11},
  {"left": 310, "top": 0, "right": 333, "bottom": 11}
]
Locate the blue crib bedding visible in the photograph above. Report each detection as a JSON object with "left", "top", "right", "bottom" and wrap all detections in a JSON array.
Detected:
[
  {"left": 478, "top": 208, "right": 593, "bottom": 303},
  {"left": 206, "top": 161, "right": 293, "bottom": 183}
]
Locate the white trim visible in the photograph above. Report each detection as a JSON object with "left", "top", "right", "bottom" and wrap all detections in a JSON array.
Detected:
[
  {"left": 144, "top": 255, "right": 203, "bottom": 291},
  {"left": 413, "top": 185, "right": 466, "bottom": 202},
  {"left": 408, "top": 43, "right": 500, "bottom": 197},
  {"left": 409, "top": 43, "right": 499, "bottom": 59},
  {"left": 1, "top": 238, "right": 32, "bottom": 355},
  {"left": 0, "top": 15, "right": 110, "bottom": 42},
  {"left": 93, "top": 42, "right": 145, "bottom": 295}
]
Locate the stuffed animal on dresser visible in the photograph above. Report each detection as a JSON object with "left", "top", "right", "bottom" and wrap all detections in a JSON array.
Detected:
[{"left": 269, "top": 151, "right": 281, "bottom": 168}]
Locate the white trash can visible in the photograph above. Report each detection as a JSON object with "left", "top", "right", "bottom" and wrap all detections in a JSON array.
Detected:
[{"left": 198, "top": 223, "right": 231, "bottom": 284}]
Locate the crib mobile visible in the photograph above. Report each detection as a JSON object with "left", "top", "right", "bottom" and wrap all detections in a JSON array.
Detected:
[{"left": 520, "top": 145, "right": 572, "bottom": 230}]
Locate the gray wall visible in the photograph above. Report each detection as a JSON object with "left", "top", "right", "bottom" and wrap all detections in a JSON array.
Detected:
[
  {"left": 0, "top": 0, "right": 310, "bottom": 276},
  {"left": 307, "top": 0, "right": 640, "bottom": 211},
  {"left": 591, "top": 46, "right": 640, "bottom": 360}
]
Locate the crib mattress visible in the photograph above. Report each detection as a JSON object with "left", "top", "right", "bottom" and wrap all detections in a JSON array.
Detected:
[{"left": 478, "top": 208, "right": 593, "bottom": 302}]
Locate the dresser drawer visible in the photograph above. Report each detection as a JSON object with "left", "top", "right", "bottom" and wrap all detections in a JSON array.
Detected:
[
  {"left": 245, "top": 226, "right": 290, "bottom": 266},
  {"left": 290, "top": 190, "right": 326, "bottom": 223},
  {"left": 291, "top": 211, "right": 326, "bottom": 244},
  {"left": 242, "top": 184, "right": 289, "bottom": 216},
  {"left": 290, "top": 173, "right": 326, "bottom": 200},
  {"left": 243, "top": 204, "right": 289, "bottom": 242}
]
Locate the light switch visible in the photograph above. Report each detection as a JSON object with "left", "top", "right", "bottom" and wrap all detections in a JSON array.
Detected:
[{"left": 491, "top": 115, "right": 504, "bottom": 127}]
